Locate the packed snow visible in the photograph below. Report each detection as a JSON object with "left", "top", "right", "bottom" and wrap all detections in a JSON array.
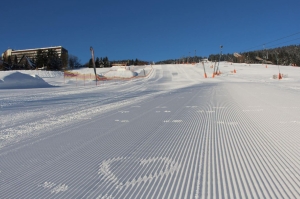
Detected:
[{"left": 0, "top": 63, "right": 299, "bottom": 198}]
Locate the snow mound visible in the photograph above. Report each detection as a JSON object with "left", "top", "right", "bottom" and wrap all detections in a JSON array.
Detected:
[{"left": 0, "top": 71, "right": 53, "bottom": 89}]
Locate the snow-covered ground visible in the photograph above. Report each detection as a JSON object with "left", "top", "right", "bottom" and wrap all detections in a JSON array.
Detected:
[{"left": 0, "top": 63, "right": 299, "bottom": 198}]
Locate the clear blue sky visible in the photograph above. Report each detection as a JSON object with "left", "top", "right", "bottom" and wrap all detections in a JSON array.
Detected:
[{"left": 1, "top": 0, "right": 299, "bottom": 63}]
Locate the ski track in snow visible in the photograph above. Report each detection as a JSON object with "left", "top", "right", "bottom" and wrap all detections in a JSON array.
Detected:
[{"left": 0, "top": 64, "right": 299, "bottom": 198}]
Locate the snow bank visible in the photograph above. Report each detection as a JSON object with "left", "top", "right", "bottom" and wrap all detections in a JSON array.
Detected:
[
  {"left": 0, "top": 71, "right": 52, "bottom": 89},
  {"left": 21, "top": 70, "right": 64, "bottom": 78},
  {"left": 104, "top": 68, "right": 137, "bottom": 78}
]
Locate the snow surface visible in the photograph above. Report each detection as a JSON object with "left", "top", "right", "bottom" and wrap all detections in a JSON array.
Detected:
[{"left": 0, "top": 63, "right": 299, "bottom": 198}]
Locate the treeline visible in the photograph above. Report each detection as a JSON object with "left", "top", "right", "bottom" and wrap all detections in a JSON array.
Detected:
[
  {"left": 208, "top": 45, "right": 300, "bottom": 66},
  {"left": 85, "top": 57, "right": 150, "bottom": 68},
  {"left": 156, "top": 56, "right": 205, "bottom": 64},
  {"left": 34, "top": 49, "right": 67, "bottom": 70},
  {"left": 86, "top": 57, "right": 110, "bottom": 68},
  {"left": 156, "top": 45, "right": 300, "bottom": 66},
  {"left": 112, "top": 58, "right": 149, "bottom": 66}
]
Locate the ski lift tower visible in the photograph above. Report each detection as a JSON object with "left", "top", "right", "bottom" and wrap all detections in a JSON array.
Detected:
[
  {"left": 90, "top": 46, "right": 97, "bottom": 86},
  {"left": 216, "top": 45, "right": 223, "bottom": 74},
  {"left": 263, "top": 44, "right": 268, "bottom": 65}
]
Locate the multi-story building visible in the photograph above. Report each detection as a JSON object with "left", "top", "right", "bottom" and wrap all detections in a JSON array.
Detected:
[{"left": 2, "top": 46, "right": 68, "bottom": 69}]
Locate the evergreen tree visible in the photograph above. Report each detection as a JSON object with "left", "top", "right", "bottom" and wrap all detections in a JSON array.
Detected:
[
  {"left": 95, "top": 57, "right": 100, "bottom": 68},
  {"left": 100, "top": 57, "right": 104, "bottom": 67},
  {"left": 35, "top": 50, "right": 45, "bottom": 69},
  {"left": 3, "top": 55, "right": 7, "bottom": 62},
  {"left": 7, "top": 56, "right": 12, "bottom": 66},
  {"left": 13, "top": 55, "right": 18, "bottom": 66},
  {"left": 88, "top": 58, "right": 93, "bottom": 68},
  {"left": 46, "top": 49, "right": 60, "bottom": 70},
  {"left": 103, "top": 56, "right": 110, "bottom": 67}
]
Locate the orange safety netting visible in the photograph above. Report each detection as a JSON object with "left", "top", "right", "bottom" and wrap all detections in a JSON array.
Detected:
[
  {"left": 64, "top": 71, "right": 103, "bottom": 80},
  {"left": 64, "top": 66, "right": 153, "bottom": 82}
]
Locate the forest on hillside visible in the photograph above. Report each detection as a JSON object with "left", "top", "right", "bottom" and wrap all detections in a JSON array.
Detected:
[
  {"left": 157, "top": 45, "right": 300, "bottom": 66},
  {"left": 209, "top": 45, "right": 300, "bottom": 66},
  {"left": 156, "top": 56, "right": 205, "bottom": 65}
]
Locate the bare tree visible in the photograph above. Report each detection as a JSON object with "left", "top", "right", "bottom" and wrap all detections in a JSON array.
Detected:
[{"left": 68, "top": 55, "right": 81, "bottom": 69}]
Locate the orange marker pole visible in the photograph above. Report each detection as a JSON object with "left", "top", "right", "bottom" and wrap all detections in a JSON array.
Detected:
[{"left": 202, "top": 62, "right": 207, "bottom": 78}]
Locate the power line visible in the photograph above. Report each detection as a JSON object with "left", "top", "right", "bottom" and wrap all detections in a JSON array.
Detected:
[
  {"left": 264, "top": 31, "right": 300, "bottom": 45},
  {"left": 266, "top": 37, "right": 300, "bottom": 49},
  {"left": 242, "top": 31, "right": 300, "bottom": 52}
]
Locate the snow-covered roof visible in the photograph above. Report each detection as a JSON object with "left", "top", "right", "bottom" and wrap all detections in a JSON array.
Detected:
[
  {"left": 17, "top": 55, "right": 36, "bottom": 68},
  {"left": 12, "top": 46, "right": 64, "bottom": 53},
  {"left": 25, "top": 56, "right": 35, "bottom": 67}
]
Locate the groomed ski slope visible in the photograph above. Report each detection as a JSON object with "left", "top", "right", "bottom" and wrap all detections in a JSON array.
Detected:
[{"left": 0, "top": 63, "right": 299, "bottom": 198}]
